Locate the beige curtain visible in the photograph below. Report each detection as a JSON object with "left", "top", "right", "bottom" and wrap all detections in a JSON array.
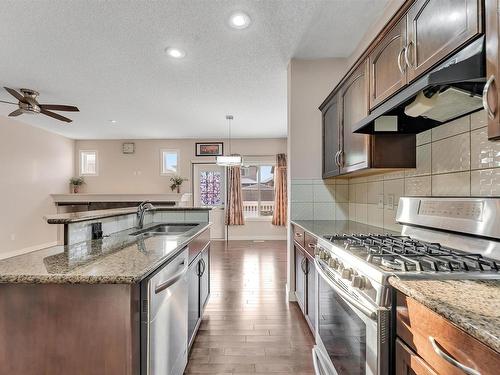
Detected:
[
  {"left": 225, "top": 166, "right": 244, "bottom": 225},
  {"left": 272, "top": 153, "right": 287, "bottom": 226}
]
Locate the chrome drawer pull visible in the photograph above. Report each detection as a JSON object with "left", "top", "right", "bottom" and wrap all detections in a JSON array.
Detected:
[
  {"left": 307, "top": 243, "right": 316, "bottom": 249},
  {"left": 428, "top": 336, "right": 481, "bottom": 375},
  {"left": 482, "top": 75, "right": 496, "bottom": 120},
  {"left": 404, "top": 40, "right": 414, "bottom": 69},
  {"left": 295, "top": 232, "right": 303, "bottom": 237}
]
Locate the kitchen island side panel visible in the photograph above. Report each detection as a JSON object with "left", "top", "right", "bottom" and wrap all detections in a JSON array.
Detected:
[{"left": 0, "top": 283, "right": 140, "bottom": 375}]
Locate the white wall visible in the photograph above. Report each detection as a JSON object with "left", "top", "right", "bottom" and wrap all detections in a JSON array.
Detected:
[
  {"left": 0, "top": 117, "right": 74, "bottom": 258},
  {"left": 75, "top": 138, "right": 285, "bottom": 194},
  {"left": 288, "top": 58, "right": 347, "bottom": 179}
]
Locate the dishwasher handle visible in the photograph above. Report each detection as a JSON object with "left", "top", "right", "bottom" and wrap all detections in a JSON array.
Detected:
[{"left": 154, "top": 261, "right": 187, "bottom": 294}]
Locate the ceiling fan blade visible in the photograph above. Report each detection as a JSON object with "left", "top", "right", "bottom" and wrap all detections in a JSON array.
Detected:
[
  {"left": 8, "top": 109, "right": 23, "bottom": 117},
  {"left": 4, "top": 87, "right": 25, "bottom": 102},
  {"left": 39, "top": 104, "right": 79, "bottom": 112},
  {"left": 40, "top": 109, "right": 72, "bottom": 123},
  {"left": 0, "top": 100, "right": 17, "bottom": 105}
]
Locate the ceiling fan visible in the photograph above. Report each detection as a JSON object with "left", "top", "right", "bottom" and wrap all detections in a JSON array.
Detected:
[{"left": 0, "top": 87, "right": 79, "bottom": 123}]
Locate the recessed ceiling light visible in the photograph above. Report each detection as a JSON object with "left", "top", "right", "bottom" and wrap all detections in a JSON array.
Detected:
[
  {"left": 165, "top": 47, "right": 186, "bottom": 58},
  {"left": 229, "top": 12, "right": 251, "bottom": 29},
  {"left": 109, "top": 119, "right": 117, "bottom": 124}
]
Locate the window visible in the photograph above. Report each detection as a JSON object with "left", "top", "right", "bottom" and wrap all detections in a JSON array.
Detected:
[
  {"left": 160, "top": 149, "right": 179, "bottom": 175},
  {"left": 79, "top": 150, "right": 98, "bottom": 176},
  {"left": 241, "top": 165, "right": 275, "bottom": 218}
]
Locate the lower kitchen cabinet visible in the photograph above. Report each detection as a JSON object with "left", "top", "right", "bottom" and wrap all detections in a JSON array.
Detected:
[
  {"left": 395, "top": 290, "right": 499, "bottom": 375},
  {"left": 293, "top": 224, "right": 317, "bottom": 335},
  {"left": 305, "top": 256, "right": 316, "bottom": 332},
  {"left": 188, "top": 244, "right": 211, "bottom": 348},
  {"left": 295, "top": 244, "right": 306, "bottom": 312}
]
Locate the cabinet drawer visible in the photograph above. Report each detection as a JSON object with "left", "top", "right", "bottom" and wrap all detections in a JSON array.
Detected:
[
  {"left": 292, "top": 225, "right": 305, "bottom": 248},
  {"left": 396, "top": 292, "right": 499, "bottom": 375},
  {"left": 396, "top": 338, "right": 437, "bottom": 375},
  {"left": 304, "top": 232, "right": 317, "bottom": 258}
]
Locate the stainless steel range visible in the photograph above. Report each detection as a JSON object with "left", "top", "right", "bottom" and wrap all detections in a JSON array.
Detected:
[{"left": 312, "top": 197, "right": 500, "bottom": 375}]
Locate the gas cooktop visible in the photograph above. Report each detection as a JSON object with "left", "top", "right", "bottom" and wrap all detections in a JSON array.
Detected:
[{"left": 323, "top": 233, "right": 499, "bottom": 274}]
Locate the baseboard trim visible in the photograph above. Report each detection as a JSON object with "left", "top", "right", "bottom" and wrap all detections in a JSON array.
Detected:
[
  {"left": 0, "top": 241, "right": 58, "bottom": 260},
  {"left": 225, "top": 235, "right": 287, "bottom": 241}
]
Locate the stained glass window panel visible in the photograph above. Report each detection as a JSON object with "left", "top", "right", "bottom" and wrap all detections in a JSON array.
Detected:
[{"left": 200, "top": 171, "right": 222, "bottom": 206}]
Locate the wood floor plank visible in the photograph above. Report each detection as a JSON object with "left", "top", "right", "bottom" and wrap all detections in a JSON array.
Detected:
[{"left": 185, "top": 240, "right": 314, "bottom": 375}]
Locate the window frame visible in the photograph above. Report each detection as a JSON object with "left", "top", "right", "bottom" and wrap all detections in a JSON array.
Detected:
[
  {"left": 241, "top": 163, "right": 275, "bottom": 220},
  {"left": 160, "top": 149, "right": 180, "bottom": 175},
  {"left": 79, "top": 150, "right": 98, "bottom": 176}
]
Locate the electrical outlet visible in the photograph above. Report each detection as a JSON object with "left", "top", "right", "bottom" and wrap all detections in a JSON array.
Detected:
[
  {"left": 387, "top": 194, "right": 395, "bottom": 210},
  {"left": 377, "top": 194, "right": 384, "bottom": 209}
]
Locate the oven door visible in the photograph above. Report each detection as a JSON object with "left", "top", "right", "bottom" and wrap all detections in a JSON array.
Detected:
[{"left": 314, "top": 259, "right": 389, "bottom": 375}]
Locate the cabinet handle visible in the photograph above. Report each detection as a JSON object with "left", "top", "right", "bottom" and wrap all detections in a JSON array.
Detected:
[
  {"left": 338, "top": 150, "right": 344, "bottom": 167},
  {"left": 397, "top": 46, "right": 406, "bottom": 74},
  {"left": 404, "top": 40, "right": 414, "bottom": 69},
  {"left": 334, "top": 150, "right": 340, "bottom": 167},
  {"left": 428, "top": 336, "right": 481, "bottom": 375},
  {"left": 295, "top": 232, "right": 303, "bottom": 237},
  {"left": 482, "top": 75, "right": 496, "bottom": 120},
  {"left": 300, "top": 258, "right": 308, "bottom": 274},
  {"left": 307, "top": 243, "right": 316, "bottom": 249}
]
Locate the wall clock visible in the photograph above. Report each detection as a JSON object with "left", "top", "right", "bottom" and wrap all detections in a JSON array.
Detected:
[{"left": 122, "top": 142, "right": 135, "bottom": 154}]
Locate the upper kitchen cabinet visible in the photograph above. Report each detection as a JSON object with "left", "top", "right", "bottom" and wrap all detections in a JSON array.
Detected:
[
  {"left": 340, "top": 60, "right": 371, "bottom": 173},
  {"left": 485, "top": 0, "right": 500, "bottom": 140},
  {"left": 369, "top": 17, "right": 407, "bottom": 109},
  {"left": 406, "top": 0, "right": 481, "bottom": 82},
  {"left": 322, "top": 92, "right": 341, "bottom": 178}
]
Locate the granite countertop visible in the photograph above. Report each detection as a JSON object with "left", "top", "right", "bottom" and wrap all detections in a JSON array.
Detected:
[
  {"left": 291, "top": 220, "right": 399, "bottom": 238},
  {"left": 390, "top": 277, "right": 500, "bottom": 353},
  {"left": 45, "top": 206, "right": 212, "bottom": 224},
  {"left": 0, "top": 222, "right": 210, "bottom": 284},
  {"left": 51, "top": 193, "right": 184, "bottom": 203}
]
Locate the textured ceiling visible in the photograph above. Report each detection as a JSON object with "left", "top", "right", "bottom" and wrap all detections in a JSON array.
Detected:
[{"left": 0, "top": 0, "right": 388, "bottom": 139}]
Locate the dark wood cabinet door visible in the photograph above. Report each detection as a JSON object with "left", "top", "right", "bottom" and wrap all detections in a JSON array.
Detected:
[
  {"left": 200, "top": 246, "right": 210, "bottom": 310},
  {"left": 188, "top": 257, "right": 201, "bottom": 347},
  {"left": 294, "top": 245, "right": 306, "bottom": 313},
  {"left": 485, "top": 0, "right": 500, "bottom": 140},
  {"left": 406, "top": 0, "right": 481, "bottom": 82},
  {"left": 369, "top": 17, "right": 407, "bottom": 109},
  {"left": 340, "top": 60, "right": 370, "bottom": 174},
  {"left": 322, "top": 93, "right": 341, "bottom": 178},
  {"left": 396, "top": 339, "right": 438, "bottom": 375}
]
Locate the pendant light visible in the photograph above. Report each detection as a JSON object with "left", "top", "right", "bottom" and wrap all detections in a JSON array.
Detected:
[{"left": 216, "top": 115, "right": 242, "bottom": 166}]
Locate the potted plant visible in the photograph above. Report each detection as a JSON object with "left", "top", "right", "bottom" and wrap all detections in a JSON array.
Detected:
[
  {"left": 169, "top": 175, "right": 185, "bottom": 194},
  {"left": 69, "top": 176, "right": 85, "bottom": 194}
]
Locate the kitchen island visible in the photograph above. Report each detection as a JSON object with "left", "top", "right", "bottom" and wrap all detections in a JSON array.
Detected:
[{"left": 0, "top": 210, "right": 211, "bottom": 375}]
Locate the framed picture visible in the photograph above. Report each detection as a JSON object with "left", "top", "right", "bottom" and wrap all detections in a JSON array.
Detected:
[{"left": 196, "top": 142, "right": 224, "bottom": 156}]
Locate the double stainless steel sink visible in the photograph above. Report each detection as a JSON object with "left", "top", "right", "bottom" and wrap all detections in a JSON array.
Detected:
[{"left": 130, "top": 223, "right": 197, "bottom": 237}]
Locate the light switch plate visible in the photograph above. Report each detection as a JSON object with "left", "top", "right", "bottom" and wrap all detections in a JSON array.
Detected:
[
  {"left": 387, "top": 194, "right": 394, "bottom": 210},
  {"left": 377, "top": 194, "right": 384, "bottom": 209}
]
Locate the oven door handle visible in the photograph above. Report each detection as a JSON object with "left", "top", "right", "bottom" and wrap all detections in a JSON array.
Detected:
[
  {"left": 315, "top": 258, "right": 377, "bottom": 320},
  {"left": 312, "top": 346, "right": 331, "bottom": 375}
]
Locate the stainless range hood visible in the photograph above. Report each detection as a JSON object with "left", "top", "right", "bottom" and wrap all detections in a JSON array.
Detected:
[{"left": 354, "top": 36, "right": 486, "bottom": 134}]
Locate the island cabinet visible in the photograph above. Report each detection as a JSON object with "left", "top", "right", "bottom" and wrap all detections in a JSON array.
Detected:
[
  {"left": 188, "top": 243, "right": 210, "bottom": 349},
  {"left": 395, "top": 291, "right": 499, "bottom": 375},
  {"left": 406, "top": 0, "right": 481, "bottom": 83},
  {"left": 485, "top": 0, "right": 500, "bottom": 140},
  {"left": 321, "top": 59, "right": 416, "bottom": 178}
]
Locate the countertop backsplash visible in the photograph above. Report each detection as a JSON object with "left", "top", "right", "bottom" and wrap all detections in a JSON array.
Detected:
[{"left": 291, "top": 109, "right": 500, "bottom": 231}]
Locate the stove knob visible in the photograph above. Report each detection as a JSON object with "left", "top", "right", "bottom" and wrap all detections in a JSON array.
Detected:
[
  {"left": 337, "top": 262, "right": 344, "bottom": 272},
  {"left": 341, "top": 268, "right": 353, "bottom": 280},
  {"left": 351, "top": 275, "right": 367, "bottom": 289},
  {"left": 320, "top": 250, "right": 330, "bottom": 261},
  {"left": 314, "top": 247, "right": 321, "bottom": 256},
  {"left": 328, "top": 258, "right": 338, "bottom": 268}
]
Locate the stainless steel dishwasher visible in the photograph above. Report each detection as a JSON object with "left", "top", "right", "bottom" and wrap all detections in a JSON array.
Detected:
[{"left": 141, "top": 247, "right": 189, "bottom": 375}]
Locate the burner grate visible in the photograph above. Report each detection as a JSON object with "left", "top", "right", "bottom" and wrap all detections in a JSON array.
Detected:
[{"left": 323, "top": 233, "right": 499, "bottom": 273}]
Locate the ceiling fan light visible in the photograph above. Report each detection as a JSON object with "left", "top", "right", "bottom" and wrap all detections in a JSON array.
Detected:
[{"left": 216, "top": 155, "right": 242, "bottom": 166}]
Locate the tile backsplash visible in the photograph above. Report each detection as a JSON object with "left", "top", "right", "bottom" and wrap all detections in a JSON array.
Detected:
[{"left": 290, "top": 110, "right": 500, "bottom": 231}]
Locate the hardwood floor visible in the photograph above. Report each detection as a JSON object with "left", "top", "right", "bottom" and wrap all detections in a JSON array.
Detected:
[{"left": 185, "top": 240, "right": 315, "bottom": 374}]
